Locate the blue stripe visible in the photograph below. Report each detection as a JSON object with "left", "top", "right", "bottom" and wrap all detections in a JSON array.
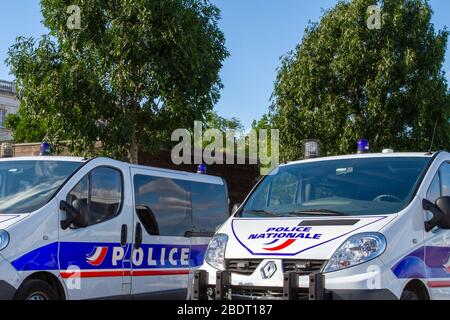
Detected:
[
  {"left": 392, "top": 246, "right": 450, "bottom": 279},
  {"left": 12, "top": 242, "right": 208, "bottom": 271},
  {"left": 12, "top": 242, "right": 59, "bottom": 271}
]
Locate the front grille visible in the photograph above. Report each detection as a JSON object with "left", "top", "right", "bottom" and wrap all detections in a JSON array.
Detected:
[
  {"left": 227, "top": 259, "right": 263, "bottom": 275},
  {"left": 283, "top": 260, "right": 325, "bottom": 275},
  {"left": 226, "top": 259, "right": 326, "bottom": 276},
  {"left": 230, "top": 286, "right": 310, "bottom": 300}
]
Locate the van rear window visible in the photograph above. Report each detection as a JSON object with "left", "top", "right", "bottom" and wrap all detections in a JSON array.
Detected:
[
  {"left": 133, "top": 174, "right": 228, "bottom": 236},
  {"left": 133, "top": 175, "right": 191, "bottom": 236}
]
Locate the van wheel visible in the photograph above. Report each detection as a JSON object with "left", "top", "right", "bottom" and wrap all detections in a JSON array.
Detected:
[
  {"left": 400, "top": 290, "right": 419, "bottom": 300},
  {"left": 14, "top": 279, "right": 59, "bottom": 300}
]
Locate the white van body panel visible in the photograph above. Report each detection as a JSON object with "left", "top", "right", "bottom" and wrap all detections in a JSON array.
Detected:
[{"left": 0, "top": 156, "right": 227, "bottom": 299}]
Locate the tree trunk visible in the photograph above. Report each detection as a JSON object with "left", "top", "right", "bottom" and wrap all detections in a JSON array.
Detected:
[
  {"left": 127, "top": 102, "right": 139, "bottom": 164},
  {"left": 128, "top": 73, "right": 142, "bottom": 164},
  {"left": 128, "top": 130, "right": 139, "bottom": 164}
]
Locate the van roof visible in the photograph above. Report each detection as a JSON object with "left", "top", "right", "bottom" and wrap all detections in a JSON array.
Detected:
[
  {"left": 128, "top": 162, "right": 224, "bottom": 185},
  {"left": 0, "top": 156, "right": 224, "bottom": 184},
  {"left": 283, "top": 152, "right": 441, "bottom": 167},
  {"left": 0, "top": 156, "right": 87, "bottom": 162}
]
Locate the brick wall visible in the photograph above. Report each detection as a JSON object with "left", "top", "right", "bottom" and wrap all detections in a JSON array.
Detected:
[
  {"left": 138, "top": 148, "right": 260, "bottom": 210},
  {"left": 13, "top": 143, "right": 41, "bottom": 157}
]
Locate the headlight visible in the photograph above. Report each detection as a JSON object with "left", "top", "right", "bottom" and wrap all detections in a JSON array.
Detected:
[
  {"left": 0, "top": 230, "right": 9, "bottom": 251},
  {"left": 205, "top": 234, "right": 228, "bottom": 270},
  {"left": 323, "top": 232, "right": 386, "bottom": 273}
]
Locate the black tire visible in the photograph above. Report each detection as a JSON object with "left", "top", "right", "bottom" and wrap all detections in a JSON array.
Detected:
[
  {"left": 400, "top": 290, "right": 420, "bottom": 300},
  {"left": 14, "top": 279, "right": 59, "bottom": 300}
]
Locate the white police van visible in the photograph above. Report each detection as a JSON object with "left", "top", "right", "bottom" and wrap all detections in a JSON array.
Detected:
[
  {"left": 193, "top": 149, "right": 450, "bottom": 300},
  {"left": 0, "top": 156, "right": 229, "bottom": 300}
]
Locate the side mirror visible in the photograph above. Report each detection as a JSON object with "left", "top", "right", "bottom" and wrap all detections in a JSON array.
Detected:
[
  {"left": 435, "top": 197, "right": 450, "bottom": 229},
  {"left": 423, "top": 197, "right": 450, "bottom": 232},
  {"left": 60, "top": 200, "right": 77, "bottom": 229},
  {"left": 60, "top": 199, "right": 88, "bottom": 230},
  {"left": 72, "top": 199, "right": 89, "bottom": 228},
  {"left": 136, "top": 205, "right": 159, "bottom": 235},
  {"left": 231, "top": 203, "right": 241, "bottom": 215}
]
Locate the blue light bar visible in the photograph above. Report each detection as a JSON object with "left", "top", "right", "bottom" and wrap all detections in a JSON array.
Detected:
[
  {"left": 39, "top": 142, "right": 52, "bottom": 156},
  {"left": 357, "top": 139, "right": 369, "bottom": 154},
  {"left": 197, "top": 163, "right": 207, "bottom": 174}
]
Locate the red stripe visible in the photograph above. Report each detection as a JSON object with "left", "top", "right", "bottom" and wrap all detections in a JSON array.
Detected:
[
  {"left": 131, "top": 270, "right": 189, "bottom": 276},
  {"left": 264, "top": 239, "right": 296, "bottom": 251},
  {"left": 427, "top": 281, "right": 450, "bottom": 288},
  {"left": 60, "top": 269, "right": 189, "bottom": 278},
  {"left": 60, "top": 271, "right": 123, "bottom": 278}
]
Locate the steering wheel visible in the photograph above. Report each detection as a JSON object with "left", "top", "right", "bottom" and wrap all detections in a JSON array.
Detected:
[{"left": 372, "top": 194, "right": 402, "bottom": 203}]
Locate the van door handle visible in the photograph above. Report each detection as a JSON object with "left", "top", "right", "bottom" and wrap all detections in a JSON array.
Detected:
[
  {"left": 135, "top": 223, "right": 142, "bottom": 249},
  {"left": 120, "top": 224, "right": 127, "bottom": 246}
]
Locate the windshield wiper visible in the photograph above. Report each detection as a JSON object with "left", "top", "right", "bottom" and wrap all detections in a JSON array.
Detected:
[
  {"left": 288, "top": 209, "right": 348, "bottom": 216},
  {"left": 243, "top": 209, "right": 281, "bottom": 217}
]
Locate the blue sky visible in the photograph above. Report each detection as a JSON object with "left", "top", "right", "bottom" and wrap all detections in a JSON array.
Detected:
[{"left": 0, "top": 1, "right": 449, "bottom": 129}]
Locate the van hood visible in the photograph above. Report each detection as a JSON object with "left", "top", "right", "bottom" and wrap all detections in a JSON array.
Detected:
[
  {"left": 225, "top": 215, "right": 395, "bottom": 260},
  {"left": 0, "top": 214, "right": 28, "bottom": 229}
]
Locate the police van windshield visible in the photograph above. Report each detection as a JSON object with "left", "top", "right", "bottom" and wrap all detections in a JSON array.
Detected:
[
  {"left": 241, "top": 157, "right": 430, "bottom": 217},
  {"left": 0, "top": 160, "right": 82, "bottom": 214}
]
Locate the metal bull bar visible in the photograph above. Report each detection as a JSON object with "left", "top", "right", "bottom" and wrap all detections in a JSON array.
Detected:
[
  {"left": 192, "top": 269, "right": 209, "bottom": 300},
  {"left": 192, "top": 270, "right": 326, "bottom": 300}
]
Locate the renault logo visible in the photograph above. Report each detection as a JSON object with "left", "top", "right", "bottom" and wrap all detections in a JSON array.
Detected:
[{"left": 260, "top": 261, "right": 277, "bottom": 279}]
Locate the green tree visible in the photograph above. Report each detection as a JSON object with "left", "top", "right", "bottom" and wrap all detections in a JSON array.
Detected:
[
  {"left": 251, "top": 113, "right": 272, "bottom": 132},
  {"left": 270, "top": 0, "right": 450, "bottom": 160},
  {"left": 7, "top": 0, "right": 228, "bottom": 163},
  {"left": 251, "top": 112, "right": 273, "bottom": 154},
  {"left": 5, "top": 108, "right": 48, "bottom": 144},
  {"left": 205, "top": 110, "right": 244, "bottom": 133},
  {"left": 197, "top": 110, "right": 244, "bottom": 152}
]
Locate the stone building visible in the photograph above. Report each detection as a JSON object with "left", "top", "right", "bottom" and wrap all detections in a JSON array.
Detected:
[{"left": 0, "top": 80, "right": 19, "bottom": 141}]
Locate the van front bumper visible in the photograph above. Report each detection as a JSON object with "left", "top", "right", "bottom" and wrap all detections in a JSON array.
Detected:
[{"left": 191, "top": 270, "right": 397, "bottom": 300}]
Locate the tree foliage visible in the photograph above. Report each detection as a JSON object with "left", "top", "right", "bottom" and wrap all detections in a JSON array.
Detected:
[
  {"left": 205, "top": 110, "right": 244, "bottom": 133},
  {"left": 7, "top": 0, "right": 228, "bottom": 162},
  {"left": 269, "top": 0, "right": 450, "bottom": 160},
  {"left": 5, "top": 106, "right": 48, "bottom": 144},
  {"left": 251, "top": 113, "right": 271, "bottom": 132}
]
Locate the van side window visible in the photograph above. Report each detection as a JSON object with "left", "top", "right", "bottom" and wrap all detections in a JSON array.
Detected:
[
  {"left": 439, "top": 163, "right": 450, "bottom": 197},
  {"left": 67, "top": 167, "right": 123, "bottom": 226},
  {"left": 67, "top": 175, "right": 89, "bottom": 206},
  {"left": 191, "top": 182, "right": 228, "bottom": 233},
  {"left": 133, "top": 174, "right": 191, "bottom": 236},
  {"left": 426, "top": 172, "right": 441, "bottom": 203}
]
